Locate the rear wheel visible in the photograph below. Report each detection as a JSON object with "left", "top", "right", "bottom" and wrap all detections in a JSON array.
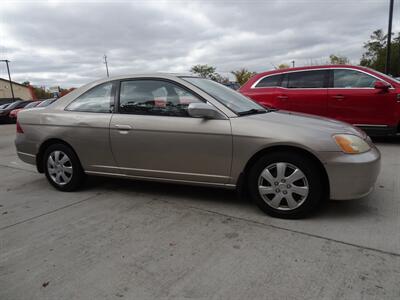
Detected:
[
  {"left": 248, "top": 151, "right": 325, "bottom": 219},
  {"left": 44, "top": 143, "right": 85, "bottom": 191}
]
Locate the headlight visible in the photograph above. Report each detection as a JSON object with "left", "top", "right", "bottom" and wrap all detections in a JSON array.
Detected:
[{"left": 333, "top": 134, "right": 371, "bottom": 154}]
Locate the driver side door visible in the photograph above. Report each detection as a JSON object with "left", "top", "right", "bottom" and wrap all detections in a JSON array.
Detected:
[
  {"left": 109, "top": 79, "right": 233, "bottom": 184},
  {"left": 327, "top": 69, "right": 396, "bottom": 126}
]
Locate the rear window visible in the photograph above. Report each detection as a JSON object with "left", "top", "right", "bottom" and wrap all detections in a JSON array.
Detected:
[
  {"left": 286, "top": 70, "right": 328, "bottom": 88},
  {"left": 255, "top": 74, "right": 282, "bottom": 88}
]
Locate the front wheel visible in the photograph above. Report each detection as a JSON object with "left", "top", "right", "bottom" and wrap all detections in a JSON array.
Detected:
[
  {"left": 44, "top": 143, "right": 85, "bottom": 191},
  {"left": 248, "top": 151, "right": 325, "bottom": 219}
]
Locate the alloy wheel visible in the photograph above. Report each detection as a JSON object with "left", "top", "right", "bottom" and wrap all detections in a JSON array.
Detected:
[
  {"left": 47, "top": 150, "right": 73, "bottom": 186},
  {"left": 258, "top": 162, "right": 309, "bottom": 210}
]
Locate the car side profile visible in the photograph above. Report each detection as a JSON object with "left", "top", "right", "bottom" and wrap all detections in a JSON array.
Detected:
[
  {"left": 15, "top": 74, "right": 380, "bottom": 218},
  {"left": 0, "top": 100, "right": 32, "bottom": 123},
  {"left": 239, "top": 65, "right": 400, "bottom": 136},
  {"left": 9, "top": 100, "right": 42, "bottom": 120}
]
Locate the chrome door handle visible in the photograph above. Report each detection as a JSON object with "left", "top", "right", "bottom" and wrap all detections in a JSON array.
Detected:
[
  {"left": 115, "top": 124, "right": 132, "bottom": 130},
  {"left": 277, "top": 95, "right": 288, "bottom": 100},
  {"left": 333, "top": 95, "right": 345, "bottom": 100}
]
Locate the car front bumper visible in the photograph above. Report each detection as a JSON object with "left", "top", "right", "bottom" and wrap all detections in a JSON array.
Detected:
[{"left": 319, "top": 146, "right": 381, "bottom": 200}]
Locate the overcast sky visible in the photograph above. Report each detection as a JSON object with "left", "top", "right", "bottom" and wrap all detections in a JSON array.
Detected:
[{"left": 0, "top": 0, "right": 399, "bottom": 87}]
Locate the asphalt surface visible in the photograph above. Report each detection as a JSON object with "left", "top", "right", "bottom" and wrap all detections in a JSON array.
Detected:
[{"left": 0, "top": 124, "right": 399, "bottom": 299}]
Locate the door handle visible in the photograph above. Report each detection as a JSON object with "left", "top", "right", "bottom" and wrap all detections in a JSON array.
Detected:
[
  {"left": 333, "top": 95, "right": 345, "bottom": 100},
  {"left": 115, "top": 124, "right": 132, "bottom": 130},
  {"left": 277, "top": 95, "right": 288, "bottom": 100}
]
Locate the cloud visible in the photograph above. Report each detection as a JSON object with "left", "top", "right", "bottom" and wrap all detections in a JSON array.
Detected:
[{"left": 0, "top": 0, "right": 398, "bottom": 87}]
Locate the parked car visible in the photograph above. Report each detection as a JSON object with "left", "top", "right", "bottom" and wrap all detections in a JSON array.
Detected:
[
  {"left": 0, "top": 100, "right": 32, "bottom": 123},
  {"left": 35, "top": 98, "right": 57, "bottom": 107},
  {"left": 0, "top": 98, "right": 21, "bottom": 106},
  {"left": 239, "top": 65, "right": 400, "bottom": 136},
  {"left": 222, "top": 82, "right": 241, "bottom": 90},
  {"left": 15, "top": 74, "right": 380, "bottom": 218},
  {"left": 9, "top": 101, "right": 42, "bottom": 120},
  {"left": 0, "top": 103, "right": 11, "bottom": 109}
]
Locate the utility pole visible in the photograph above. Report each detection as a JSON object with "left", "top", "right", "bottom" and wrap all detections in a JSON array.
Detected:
[
  {"left": 385, "top": 0, "right": 394, "bottom": 74},
  {"left": 0, "top": 59, "right": 15, "bottom": 101},
  {"left": 103, "top": 55, "right": 109, "bottom": 77},
  {"left": 291, "top": 60, "right": 295, "bottom": 68}
]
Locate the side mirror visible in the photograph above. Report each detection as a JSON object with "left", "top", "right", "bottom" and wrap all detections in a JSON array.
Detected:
[
  {"left": 188, "top": 103, "right": 224, "bottom": 119},
  {"left": 374, "top": 80, "right": 390, "bottom": 91}
]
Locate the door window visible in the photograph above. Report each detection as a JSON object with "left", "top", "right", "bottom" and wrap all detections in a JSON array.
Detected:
[
  {"left": 333, "top": 69, "right": 376, "bottom": 88},
  {"left": 255, "top": 74, "right": 282, "bottom": 87},
  {"left": 119, "top": 80, "right": 203, "bottom": 117},
  {"left": 67, "top": 82, "right": 113, "bottom": 113},
  {"left": 286, "top": 70, "right": 328, "bottom": 88}
]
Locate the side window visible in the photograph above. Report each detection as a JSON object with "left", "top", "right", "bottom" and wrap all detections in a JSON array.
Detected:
[
  {"left": 333, "top": 69, "right": 376, "bottom": 88},
  {"left": 67, "top": 82, "right": 113, "bottom": 113},
  {"left": 255, "top": 75, "right": 282, "bottom": 88},
  {"left": 287, "top": 70, "right": 327, "bottom": 88},
  {"left": 119, "top": 80, "right": 203, "bottom": 117}
]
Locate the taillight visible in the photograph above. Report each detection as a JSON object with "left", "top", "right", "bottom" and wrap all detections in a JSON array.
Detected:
[{"left": 16, "top": 121, "right": 24, "bottom": 134}]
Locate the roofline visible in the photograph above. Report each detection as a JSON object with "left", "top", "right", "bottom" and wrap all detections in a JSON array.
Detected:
[
  {"left": 0, "top": 77, "right": 30, "bottom": 88},
  {"left": 241, "top": 64, "right": 400, "bottom": 90},
  {"left": 255, "top": 64, "right": 365, "bottom": 77},
  {"left": 105, "top": 72, "right": 196, "bottom": 81}
]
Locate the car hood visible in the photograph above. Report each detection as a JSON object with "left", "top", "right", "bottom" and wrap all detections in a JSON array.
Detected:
[
  {"left": 263, "top": 110, "right": 366, "bottom": 137},
  {"left": 230, "top": 110, "right": 368, "bottom": 152}
]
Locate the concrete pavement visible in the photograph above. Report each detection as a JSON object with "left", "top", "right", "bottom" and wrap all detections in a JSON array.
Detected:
[{"left": 1, "top": 124, "right": 399, "bottom": 299}]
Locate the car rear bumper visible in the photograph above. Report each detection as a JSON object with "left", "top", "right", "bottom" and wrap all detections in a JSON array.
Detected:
[
  {"left": 17, "top": 151, "right": 36, "bottom": 165},
  {"left": 15, "top": 134, "right": 37, "bottom": 165},
  {"left": 319, "top": 146, "right": 381, "bottom": 200}
]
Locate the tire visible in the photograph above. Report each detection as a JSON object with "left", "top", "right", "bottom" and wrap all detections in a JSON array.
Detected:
[
  {"left": 248, "top": 151, "right": 325, "bottom": 219},
  {"left": 43, "top": 143, "right": 85, "bottom": 191}
]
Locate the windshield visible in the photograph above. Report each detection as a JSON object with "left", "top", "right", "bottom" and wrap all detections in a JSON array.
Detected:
[
  {"left": 37, "top": 99, "right": 55, "bottom": 107},
  {"left": 365, "top": 67, "right": 400, "bottom": 84},
  {"left": 182, "top": 77, "right": 266, "bottom": 115},
  {"left": 24, "top": 101, "right": 39, "bottom": 109},
  {"left": 6, "top": 101, "right": 22, "bottom": 110}
]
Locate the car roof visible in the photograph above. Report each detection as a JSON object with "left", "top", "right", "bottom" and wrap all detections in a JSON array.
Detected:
[
  {"left": 255, "top": 65, "right": 368, "bottom": 77},
  {"left": 242, "top": 65, "right": 399, "bottom": 88},
  {"left": 99, "top": 73, "right": 194, "bottom": 82}
]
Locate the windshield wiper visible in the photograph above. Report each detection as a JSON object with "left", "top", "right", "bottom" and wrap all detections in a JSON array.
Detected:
[{"left": 237, "top": 108, "right": 267, "bottom": 116}]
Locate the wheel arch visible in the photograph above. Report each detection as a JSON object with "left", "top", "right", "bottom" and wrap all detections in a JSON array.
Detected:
[
  {"left": 238, "top": 145, "right": 330, "bottom": 198},
  {"left": 36, "top": 138, "right": 82, "bottom": 173}
]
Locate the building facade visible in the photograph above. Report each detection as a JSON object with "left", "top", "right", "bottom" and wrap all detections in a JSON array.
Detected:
[{"left": 0, "top": 78, "right": 35, "bottom": 102}]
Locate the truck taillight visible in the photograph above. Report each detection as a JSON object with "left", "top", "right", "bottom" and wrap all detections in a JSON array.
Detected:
[{"left": 16, "top": 121, "right": 24, "bottom": 133}]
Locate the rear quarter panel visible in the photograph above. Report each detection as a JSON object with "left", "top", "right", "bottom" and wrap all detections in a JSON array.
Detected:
[{"left": 16, "top": 108, "right": 115, "bottom": 171}]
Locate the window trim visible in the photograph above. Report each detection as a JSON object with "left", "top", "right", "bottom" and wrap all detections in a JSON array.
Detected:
[
  {"left": 65, "top": 81, "right": 117, "bottom": 113},
  {"left": 250, "top": 67, "right": 394, "bottom": 90},
  {"left": 115, "top": 78, "right": 213, "bottom": 118}
]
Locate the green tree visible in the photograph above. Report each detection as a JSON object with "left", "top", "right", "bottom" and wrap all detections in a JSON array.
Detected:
[
  {"left": 329, "top": 54, "right": 350, "bottom": 64},
  {"left": 190, "top": 64, "right": 216, "bottom": 78},
  {"left": 231, "top": 68, "right": 256, "bottom": 86},
  {"left": 360, "top": 29, "right": 400, "bottom": 77},
  {"left": 190, "top": 64, "right": 228, "bottom": 83},
  {"left": 22, "top": 81, "right": 30, "bottom": 86},
  {"left": 278, "top": 63, "right": 290, "bottom": 69},
  {"left": 32, "top": 86, "right": 52, "bottom": 99}
]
